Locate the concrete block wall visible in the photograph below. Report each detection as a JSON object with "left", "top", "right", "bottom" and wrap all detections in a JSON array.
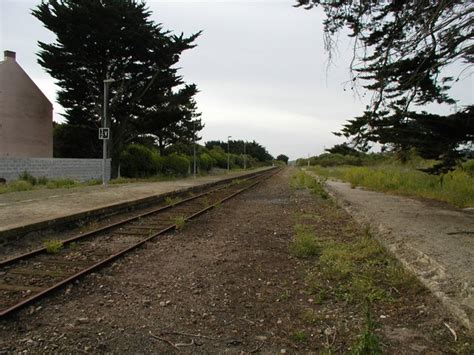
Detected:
[{"left": 0, "top": 157, "right": 111, "bottom": 182}]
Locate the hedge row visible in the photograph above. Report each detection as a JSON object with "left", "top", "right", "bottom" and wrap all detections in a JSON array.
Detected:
[
  {"left": 119, "top": 145, "right": 189, "bottom": 178},
  {"left": 119, "top": 144, "right": 262, "bottom": 178}
]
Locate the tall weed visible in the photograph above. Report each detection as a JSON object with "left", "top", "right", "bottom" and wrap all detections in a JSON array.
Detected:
[
  {"left": 290, "top": 224, "right": 321, "bottom": 258},
  {"left": 311, "top": 165, "right": 474, "bottom": 208},
  {"left": 351, "top": 301, "right": 382, "bottom": 355}
]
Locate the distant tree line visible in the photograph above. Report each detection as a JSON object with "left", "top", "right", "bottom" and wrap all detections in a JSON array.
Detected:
[
  {"left": 205, "top": 140, "right": 273, "bottom": 162},
  {"left": 117, "top": 140, "right": 272, "bottom": 178},
  {"left": 276, "top": 154, "right": 289, "bottom": 164}
]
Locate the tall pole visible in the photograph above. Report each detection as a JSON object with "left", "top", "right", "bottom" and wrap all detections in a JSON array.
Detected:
[
  {"left": 193, "top": 121, "right": 197, "bottom": 178},
  {"left": 227, "top": 135, "right": 232, "bottom": 173},
  {"left": 102, "top": 78, "right": 114, "bottom": 187},
  {"left": 243, "top": 141, "right": 246, "bottom": 169},
  {"left": 102, "top": 81, "right": 107, "bottom": 186}
]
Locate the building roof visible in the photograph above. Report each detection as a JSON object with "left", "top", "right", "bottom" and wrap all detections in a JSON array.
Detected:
[{"left": 0, "top": 50, "right": 53, "bottom": 108}]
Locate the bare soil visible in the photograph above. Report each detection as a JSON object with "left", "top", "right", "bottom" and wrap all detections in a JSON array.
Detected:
[{"left": 0, "top": 168, "right": 472, "bottom": 353}]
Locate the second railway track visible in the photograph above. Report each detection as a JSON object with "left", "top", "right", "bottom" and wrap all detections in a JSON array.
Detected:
[{"left": 0, "top": 167, "right": 280, "bottom": 318}]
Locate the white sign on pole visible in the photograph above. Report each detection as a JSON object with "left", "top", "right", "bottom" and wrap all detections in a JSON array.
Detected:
[{"left": 99, "top": 128, "right": 110, "bottom": 140}]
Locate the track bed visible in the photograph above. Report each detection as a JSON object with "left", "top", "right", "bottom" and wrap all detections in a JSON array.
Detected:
[{"left": 0, "top": 168, "right": 279, "bottom": 317}]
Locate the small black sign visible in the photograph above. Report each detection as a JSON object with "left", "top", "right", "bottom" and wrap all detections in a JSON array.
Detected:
[{"left": 99, "top": 128, "right": 110, "bottom": 140}]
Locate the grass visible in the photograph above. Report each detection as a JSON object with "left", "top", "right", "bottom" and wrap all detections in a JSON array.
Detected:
[
  {"left": 164, "top": 196, "right": 182, "bottom": 206},
  {"left": 0, "top": 173, "right": 97, "bottom": 194},
  {"left": 291, "top": 330, "right": 309, "bottom": 343},
  {"left": 302, "top": 308, "right": 323, "bottom": 324},
  {"left": 291, "top": 171, "right": 420, "bottom": 339},
  {"left": 308, "top": 230, "right": 416, "bottom": 304},
  {"left": 293, "top": 171, "right": 426, "bottom": 305},
  {"left": 46, "top": 178, "right": 79, "bottom": 189},
  {"left": 201, "top": 196, "right": 212, "bottom": 208},
  {"left": 231, "top": 178, "right": 244, "bottom": 185},
  {"left": 44, "top": 239, "right": 64, "bottom": 254},
  {"left": 289, "top": 224, "right": 321, "bottom": 258},
  {"left": 173, "top": 216, "right": 187, "bottom": 230},
  {"left": 289, "top": 170, "right": 473, "bottom": 352},
  {"left": 350, "top": 302, "right": 383, "bottom": 355},
  {"left": 278, "top": 289, "right": 291, "bottom": 301},
  {"left": 109, "top": 176, "right": 171, "bottom": 185},
  {"left": 309, "top": 163, "right": 474, "bottom": 208},
  {"left": 0, "top": 166, "right": 261, "bottom": 195},
  {"left": 291, "top": 170, "right": 328, "bottom": 199},
  {"left": 0, "top": 172, "right": 189, "bottom": 195},
  {"left": 2, "top": 180, "right": 34, "bottom": 192}
]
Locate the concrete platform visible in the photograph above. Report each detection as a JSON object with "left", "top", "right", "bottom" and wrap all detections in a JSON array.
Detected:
[{"left": 0, "top": 168, "right": 270, "bottom": 239}]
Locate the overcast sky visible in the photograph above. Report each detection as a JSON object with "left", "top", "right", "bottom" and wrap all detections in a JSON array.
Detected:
[{"left": 1, "top": 0, "right": 472, "bottom": 160}]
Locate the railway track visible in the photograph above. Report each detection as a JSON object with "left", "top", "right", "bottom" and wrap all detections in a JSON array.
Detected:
[{"left": 0, "top": 167, "right": 280, "bottom": 318}]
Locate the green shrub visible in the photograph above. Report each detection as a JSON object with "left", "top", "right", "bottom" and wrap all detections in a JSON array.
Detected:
[
  {"left": 291, "top": 330, "right": 309, "bottom": 343},
  {"left": 18, "top": 171, "right": 37, "bottom": 185},
  {"left": 46, "top": 178, "right": 78, "bottom": 189},
  {"left": 173, "top": 215, "right": 187, "bottom": 230},
  {"left": 314, "top": 153, "right": 363, "bottom": 167},
  {"left": 311, "top": 164, "right": 474, "bottom": 208},
  {"left": 245, "top": 155, "right": 258, "bottom": 168},
  {"left": 120, "top": 144, "right": 160, "bottom": 178},
  {"left": 234, "top": 154, "right": 246, "bottom": 168},
  {"left": 298, "top": 152, "right": 390, "bottom": 167},
  {"left": 462, "top": 159, "right": 474, "bottom": 177},
  {"left": 8, "top": 180, "right": 33, "bottom": 192},
  {"left": 290, "top": 225, "right": 321, "bottom": 258},
  {"left": 110, "top": 176, "right": 136, "bottom": 184},
  {"left": 44, "top": 239, "right": 63, "bottom": 254},
  {"left": 165, "top": 196, "right": 182, "bottom": 206},
  {"left": 208, "top": 146, "right": 228, "bottom": 169},
  {"left": 85, "top": 179, "right": 101, "bottom": 186},
  {"left": 199, "top": 153, "right": 215, "bottom": 171},
  {"left": 37, "top": 176, "right": 49, "bottom": 185},
  {"left": 163, "top": 153, "right": 190, "bottom": 176},
  {"left": 151, "top": 151, "right": 164, "bottom": 174}
]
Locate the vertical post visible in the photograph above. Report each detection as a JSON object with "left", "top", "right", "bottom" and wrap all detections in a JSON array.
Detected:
[
  {"left": 102, "top": 78, "right": 115, "bottom": 187},
  {"left": 307, "top": 154, "right": 310, "bottom": 167},
  {"left": 193, "top": 121, "right": 197, "bottom": 178},
  {"left": 227, "top": 135, "right": 232, "bottom": 173},
  {"left": 243, "top": 141, "right": 246, "bottom": 169},
  {"left": 102, "top": 81, "right": 108, "bottom": 187}
]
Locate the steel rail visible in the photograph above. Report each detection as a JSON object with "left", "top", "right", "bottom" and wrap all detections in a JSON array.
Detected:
[
  {"left": 0, "top": 167, "right": 281, "bottom": 318},
  {"left": 0, "top": 168, "right": 274, "bottom": 268}
]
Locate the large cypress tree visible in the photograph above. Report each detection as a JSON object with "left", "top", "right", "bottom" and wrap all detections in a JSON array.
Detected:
[
  {"left": 33, "top": 0, "right": 200, "bottom": 174},
  {"left": 139, "top": 82, "right": 204, "bottom": 155},
  {"left": 296, "top": 0, "right": 473, "bottom": 172}
]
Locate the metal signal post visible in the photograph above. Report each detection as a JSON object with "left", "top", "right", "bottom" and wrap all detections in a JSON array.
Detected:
[{"left": 102, "top": 78, "right": 115, "bottom": 187}]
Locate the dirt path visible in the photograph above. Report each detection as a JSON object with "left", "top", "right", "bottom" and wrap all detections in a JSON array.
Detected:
[
  {"left": 315, "top": 176, "right": 474, "bottom": 333},
  {"left": 0, "top": 168, "right": 471, "bottom": 353}
]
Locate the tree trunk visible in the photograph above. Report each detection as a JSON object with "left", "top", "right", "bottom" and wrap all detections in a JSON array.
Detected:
[{"left": 158, "top": 136, "right": 165, "bottom": 156}]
